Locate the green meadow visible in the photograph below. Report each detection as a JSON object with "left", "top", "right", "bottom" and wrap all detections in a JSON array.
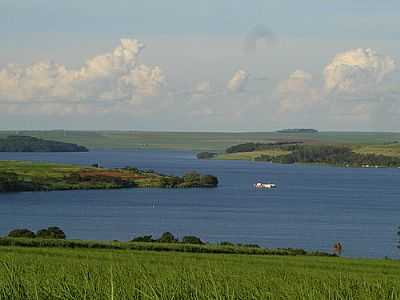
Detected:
[{"left": 0, "top": 246, "right": 399, "bottom": 300}]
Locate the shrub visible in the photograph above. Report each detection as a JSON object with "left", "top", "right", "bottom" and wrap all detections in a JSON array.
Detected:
[
  {"left": 158, "top": 232, "right": 178, "bottom": 243},
  {"left": 196, "top": 152, "right": 217, "bottom": 159},
  {"left": 182, "top": 236, "right": 204, "bottom": 245},
  {"left": 36, "top": 227, "right": 66, "bottom": 239},
  {"left": 199, "top": 175, "right": 218, "bottom": 187},
  {"left": 183, "top": 172, "right": 201, "bottom": 183},
  {"left": 220, "top": 241, "right": 235, "bottom": 246},
  {"left": 8, "top": 228, "right": 36, "bottom": 238},
  {"left": 131, "top": 235, "right": 155, "bottom": 243},
  {"left": 160, "top": 176, "right": 183, "bottom": 188}
]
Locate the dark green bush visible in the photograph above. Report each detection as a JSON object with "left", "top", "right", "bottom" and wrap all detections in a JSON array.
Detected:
[
  {"left": 36, "top": 227, "right": 66, "bottom": 239},
  {"left": 220, "top": 241, "right": 235, "bottom": 246},
  {"left": 199, "top": 175, "right": 218, "bottom": 186},
  {"left": 196, "top": 152, "right": 217, "bottom": 159},
  {"left": 8, "top": 229, "right": 36, "bottom": 238},
  {"left": 182, "top": 236, "right": 204, "bottom": 245},
  {"left": 158, "top": 232, "right": 178, "bottom": 243}
]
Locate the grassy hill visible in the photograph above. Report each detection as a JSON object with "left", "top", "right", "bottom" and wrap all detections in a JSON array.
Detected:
[{"left": 0, "top": 245, "right": 399, "bottom": 299}]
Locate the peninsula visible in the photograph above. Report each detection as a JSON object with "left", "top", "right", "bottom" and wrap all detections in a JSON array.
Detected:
[
  {"left": 0, "top": 135, "right": 88, "bottom": 152},
  {"left": 0, "top": 161, "right": 218, "bottom": 192}
]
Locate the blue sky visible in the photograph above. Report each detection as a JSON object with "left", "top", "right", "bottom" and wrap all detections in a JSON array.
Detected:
[
  {"left": 0, "top": 1, "right": 399, "bottom": 131},
  {"left": 2, "top": 0, "right": 400, "bottom": 37}
]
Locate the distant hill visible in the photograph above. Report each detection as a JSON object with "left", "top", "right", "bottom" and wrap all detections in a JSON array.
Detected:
[
  {"left": 0, "top": 136, "right": 89, "bottom": 152},
  {"left": 277, "top": 129, "right": 319, "bottom": 133}
]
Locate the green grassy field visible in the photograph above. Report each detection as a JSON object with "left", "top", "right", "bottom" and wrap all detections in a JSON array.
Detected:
[
  {"left": 2, "top": 131, "right": 400, "bottom": 151},
  {"left": 214, "top": 149, "right": 291, "bottom": 161},
  {"left": 0, "top": 246, "right": 399, "bottom": 299}
]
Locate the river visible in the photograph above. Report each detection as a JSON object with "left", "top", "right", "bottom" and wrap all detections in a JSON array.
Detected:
[{"left": 0, "top": 149, "right": 399, "bottom": 258}]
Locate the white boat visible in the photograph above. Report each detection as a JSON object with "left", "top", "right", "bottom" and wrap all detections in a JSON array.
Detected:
[{"left": 254, "top": 182, "right": 276, "bottom": 189}]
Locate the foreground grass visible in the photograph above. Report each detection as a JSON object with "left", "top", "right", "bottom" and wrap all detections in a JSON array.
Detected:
[{"left": 0, "top": 246, "right": 399, "bottom": 300}]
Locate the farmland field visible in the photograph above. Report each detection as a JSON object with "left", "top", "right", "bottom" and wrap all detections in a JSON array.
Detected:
[
  {"left": 0, "top": 246, "right": 399, "bottom": 299},
  {"left": 2, "top": 131, "right": 400, "bottom": 151}
]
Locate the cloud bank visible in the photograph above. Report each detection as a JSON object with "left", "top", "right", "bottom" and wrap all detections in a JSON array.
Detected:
[
  {"left": 0, "top": 39, "right": 165, "bottom": 107},
  {"left": 0, "top": 38, "right": 399, "bottom": 130}
]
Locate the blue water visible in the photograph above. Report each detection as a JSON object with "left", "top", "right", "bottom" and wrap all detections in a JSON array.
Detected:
[{"left": 0, "top": 150, "right": 399, "bottom": 259}]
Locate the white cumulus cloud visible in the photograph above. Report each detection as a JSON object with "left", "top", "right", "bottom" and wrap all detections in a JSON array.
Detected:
[
  {"left": 324, "top": 48, "right": 396, "bottom": 94},
  {"left": 0, "top": 38, "right": 165, "bottom": 108},
  {"left": 227, "top": 69, "right": 249, "bottom": 93},
  {"left": 277, "top": 70, "right": 320, "bottom": 113}
]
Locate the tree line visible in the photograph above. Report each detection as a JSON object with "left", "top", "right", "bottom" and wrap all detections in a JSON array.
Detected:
[{"left": 255, "top": 144, "right": 400, "bottom": 167}]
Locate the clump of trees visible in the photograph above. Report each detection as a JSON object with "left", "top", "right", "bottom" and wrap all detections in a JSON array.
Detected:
[
  {"left": 7, "top": 227, "right": 66, "bottom": 239},
  {"left": 36, "top": 227, "right": 66, "bottom": 239},
  {"left": 225, "top": 141, "right": 303, "bottom": 154},
  {"left": 181, "top": 172, "right": 218, "bottom": 187},
  {"left": 130, "top": 233, "right": 261, "bottom": 247},
  {"left": 160, "top": 172, "right": 218, "bottom": 188},
  {"left": 131, "top": 232, "right": 204, "bottom": 245}
]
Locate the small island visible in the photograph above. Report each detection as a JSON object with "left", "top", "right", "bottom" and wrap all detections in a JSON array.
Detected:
[
  {"left": 276, "top": 128, "right": 319, "bottom": 133},
  {"left": 0, "top": 135, "right": 88, "bottom": 152},
  {"left": 0, "top": 161, "right": 218, "bottom": 192}
]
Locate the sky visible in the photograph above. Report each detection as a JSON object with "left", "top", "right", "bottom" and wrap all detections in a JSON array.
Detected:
[{"left": 1, "top": 0, "right": 400, "bottom": 131}]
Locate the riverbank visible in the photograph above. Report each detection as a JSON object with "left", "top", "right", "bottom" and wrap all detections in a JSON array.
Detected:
[
  {"left": 0, "top": 160, "right": 218, "bottom": 192},
  {"left": 0, "top": 245, "right": 399, "bottom": 299}
]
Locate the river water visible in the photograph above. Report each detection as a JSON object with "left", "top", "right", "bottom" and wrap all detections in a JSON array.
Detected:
[{"left": 0, "top": 150, "right": 399, "bottom": 258}]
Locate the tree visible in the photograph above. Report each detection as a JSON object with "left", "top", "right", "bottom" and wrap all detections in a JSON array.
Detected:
[
  {"left": 8, "top": 228, "right": 35, "bottom": 238},
  {"left": 181, "top": 235, "right": 204, "bottom": 245},
  {"left": 158, "top": 232, "right": 178, "bottom": 243},
  {"left": 199, "top": 175, "right": 218, "bottom": 187},
  {"left": 36, "top": 227, "right": 66, "bottom": 239}
]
